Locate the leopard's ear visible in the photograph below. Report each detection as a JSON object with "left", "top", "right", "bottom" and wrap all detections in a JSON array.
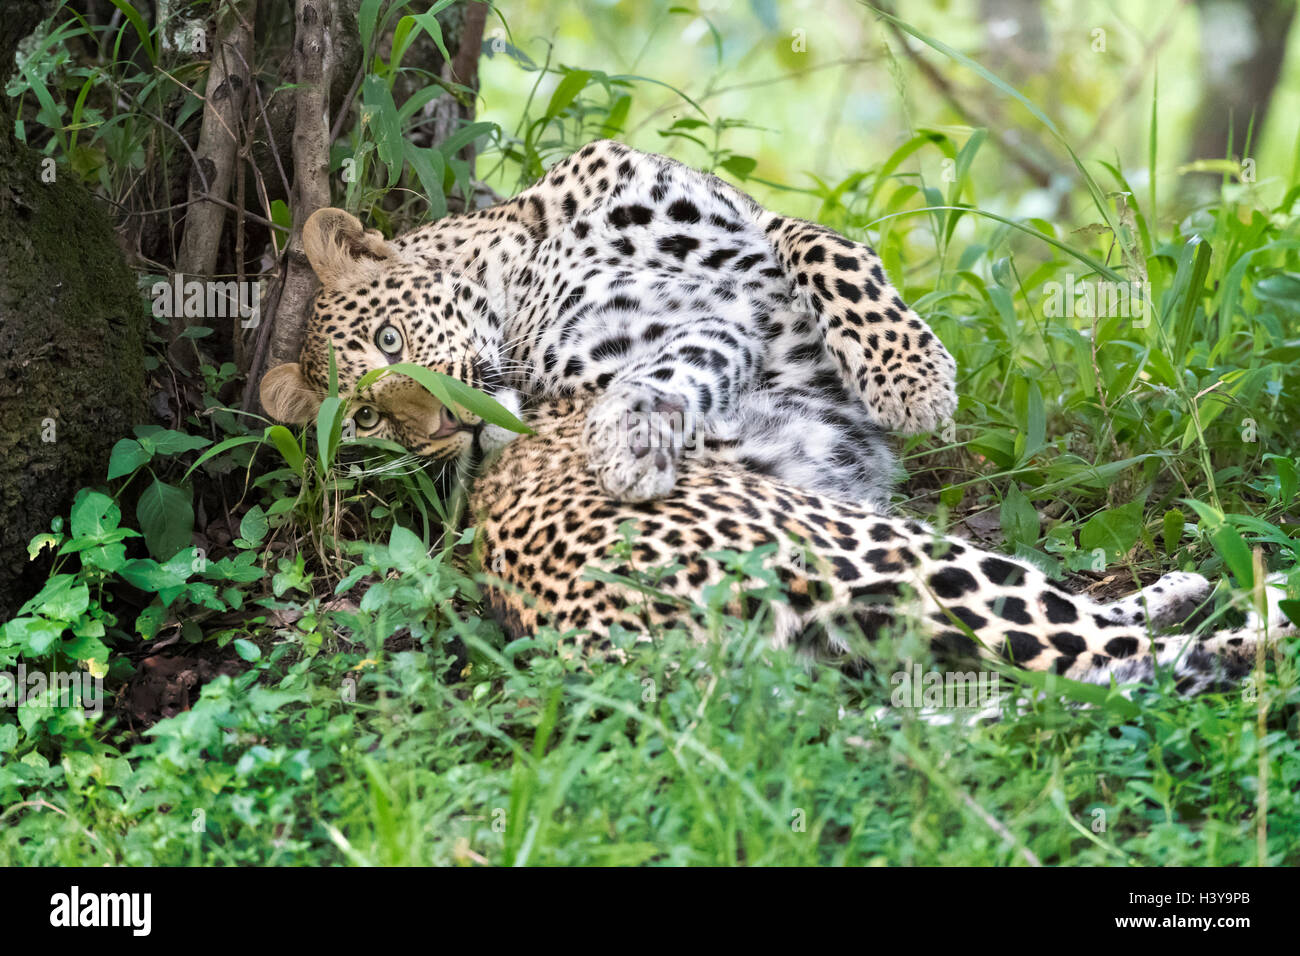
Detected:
[
  {"left": 303, "top": 207, "right": 395, "bottom": 288},
  {"left": 260, "top": 362, "right": 323, "bottom": 424}
]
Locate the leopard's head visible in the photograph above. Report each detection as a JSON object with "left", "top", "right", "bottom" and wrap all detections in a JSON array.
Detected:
[{"left": 260, "top": 208, "right": 508, "bottom": 461}]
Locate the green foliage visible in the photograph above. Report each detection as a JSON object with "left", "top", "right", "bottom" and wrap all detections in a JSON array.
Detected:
[
  {"left": 4, "top": 531, "right": 1299, "bottom": 866},
  {"left": 4, "top": 0, "right": 1299, "bottom": 867}
]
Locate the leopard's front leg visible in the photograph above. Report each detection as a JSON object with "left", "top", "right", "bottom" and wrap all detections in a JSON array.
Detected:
[
  {"left": 583, "top": 319, "right": 757, "bottom": 501},
  {"left": 760, "top": 213, "right": 958, "bottom": 434}
]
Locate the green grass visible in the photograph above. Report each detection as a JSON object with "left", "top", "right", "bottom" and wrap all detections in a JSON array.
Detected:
[
  {"left": 4, "top": 576, "right": 1298, "bottom": 866},
  {"left": 2, "top": 3, "right": 1299, "bottom": 866}
]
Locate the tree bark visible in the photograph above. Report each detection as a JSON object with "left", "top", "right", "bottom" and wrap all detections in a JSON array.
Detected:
[
  {"left": 171, "top": 0, "right": 256, "bottom": 366},
  {"left": 0, "top": 5, "right": 148, "bottom": 615},
  {"left": 261, "top": 0, "right": 334, "bottom": 383}
]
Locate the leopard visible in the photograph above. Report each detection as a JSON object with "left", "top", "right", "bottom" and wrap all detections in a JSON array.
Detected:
[
  {"left": 259, "top": 139, "right": 958, "bottom": 509},
  {"left": 464, "top": 395, "right": 1294, "bottom": 696},
  {"left": 258, "top": 140, "right": 1294, "bottom": 694}
]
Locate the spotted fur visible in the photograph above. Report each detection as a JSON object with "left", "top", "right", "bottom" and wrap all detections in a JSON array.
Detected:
[
  {"left": 262, "top": 140, "right": 957, "bottom": 507},
  {"left": 469, "top": 397, "right": 1293, "bottom": 694}
]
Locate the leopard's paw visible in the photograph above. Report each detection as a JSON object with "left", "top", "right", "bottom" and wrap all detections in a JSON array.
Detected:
[
  {"left": 1144, "top": 571, "right": 1214, "bottom": 626},
  {"left": 478, "top": 388, "right": 526, "bottom": 458},
  {"left": 584, "top": 384, "right": 692, "bottom": 502},
  {"left": 850, "top": 334, "right": 958, "bottom": 435}
]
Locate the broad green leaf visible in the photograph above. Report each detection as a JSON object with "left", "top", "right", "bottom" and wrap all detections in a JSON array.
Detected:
[
  {"left": 1280, "top": 600, "right": 1300, "bottom": 629},
  {"left": 107, "top": 438, "right": 151, "bottom": 479},
  {"left": 392, "top": 5, "right": 455, "bottom": 72},
  {"left": 63, "top": 633, "right": 110, "bottom": 666},
  {"left": 119, "top": 558, "right": 190, "bottom": 607},
  {"left": 951, "top": 127, "right": 987, "bottom": 197},
  {"left": 133, "top": 427, "right": 211, "bottom": 456},
  {"left": 358, "top": 0, "right": 385, "bottom": 63},
  {"left": 270, "top": 198, "right": 292, "bottom": 234},
  {"left": 719, "top": 155, "right": 757, "bottom": 179},
  {"left": 599, "top": 94, "right": 632, "bottom": 138},
  {"left": 60, "top": 531, "right": 136, "bottom": 575},
  {"left": 316, "top": 396, "right": 347, "bottom": 473},
  {"left": 267, "top": 425, "right": 307, "bottom": 475},
  {"left": 1079, "top": 500, "right": 1144, "bottom": 563},
  {"left": 1265, "top": 454, "right": 1298, "bottom": 506},
  {"left": 388, "top": 524, "right": 428, "bottom": 568},
  {"left": 70, "top": 489, "right": 120, "bottom": 539},
  {"left": 17, "top": 574, "right": 88, "bottom": 621},
  {"left": 11, "top": 618, "right": 65, "bottom": 657},
  {"left": 136, "top": 603, "right": 166, "bottom": 640},
  {"left": 355, "top": 363, "right": 531, "bottom": 434},
  {"left": 107, "top": 0, "right": 157, "bottom": 64},
  {"left": 1252, "top": 272, "right": 1300, "bottom": 316},
  {"left": 404, "top": 142, "right": 447, "bottom": 219},
  {"left": 361, "top": 75, "right": 404, "bottom": 186},
  {"left": 999, "top": 484, "right": 1039, "bottom": 549},
  {"left": 1022, "top": 379, "right": 1045, "bottom": 459},
  {"left": 1162, "top": 509, "right": 1185, "bottom": 556},
  {"left": 1184, "top": 500, "right": 1255, "bottom": 588},
  {"left": 436, "top": 121, "right": 496, "bottom": 158},
  {"left": 137, "top": 479, "right": 195, "bottom": 560},
  {"left": 968, "top": 431, "right": 1016, "bottom": 469},
  {"left": 240, "top": 505, "right": 269, "bottom": 546},
  {"left": 1171, "top": 237, "right": 1212, "bottom": 360},
  {"left": 437, "top": 374, "right": 532, "bottom": 433},
  {"left": 118, "top": 558, "right": 186, "bottom": 591}
]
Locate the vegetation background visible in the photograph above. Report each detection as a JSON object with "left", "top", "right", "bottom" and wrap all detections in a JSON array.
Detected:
[{"left": 0, "top": 0, "right": 1297, "bottom": 866}]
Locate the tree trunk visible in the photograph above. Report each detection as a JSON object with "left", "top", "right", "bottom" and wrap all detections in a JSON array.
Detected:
[
  {"left": 261, "top": 0, "right": 335, "bottom": 380},
  {"left": 1189, "top": 0, "right": 1295, "bottom": 165},
  {"left": 171, "top": 0, "right": 256, "bottom": 366},
  {"left": 0, "top": 7, "right": 148, "bottom": 615}
]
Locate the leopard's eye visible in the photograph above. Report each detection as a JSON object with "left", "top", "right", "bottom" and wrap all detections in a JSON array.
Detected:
[
  {"left": 353, "top": 405, "right": 381, "bottom": 430},
  {"left": 376, "top": 324, "right": 404, "bottom": 355}
]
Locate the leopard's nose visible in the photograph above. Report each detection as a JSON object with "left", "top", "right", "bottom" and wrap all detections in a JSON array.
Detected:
[{"left": 433, "top": 404, "right": 460, "bottom": 439}]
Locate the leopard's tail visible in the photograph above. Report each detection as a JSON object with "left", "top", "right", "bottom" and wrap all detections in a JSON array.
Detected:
[
  {"left": 1058, "top": 626, "right": 1264, "bottom": 695},
  {"left": 794, "top": 520, "right": 1294, "bottom": 695}
]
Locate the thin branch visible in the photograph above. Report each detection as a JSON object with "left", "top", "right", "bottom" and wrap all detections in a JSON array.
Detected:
[
  {"left": 112, "top": 192, "right": 286, "bottom": 232},
  {"left": 1080, "top": 1, "right": 1186, "bottom": 147}
]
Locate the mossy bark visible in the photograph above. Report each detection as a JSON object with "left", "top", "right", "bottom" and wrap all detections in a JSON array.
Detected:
[{"left": 0, "top": 128, "right": 147, "bottom": 616}]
